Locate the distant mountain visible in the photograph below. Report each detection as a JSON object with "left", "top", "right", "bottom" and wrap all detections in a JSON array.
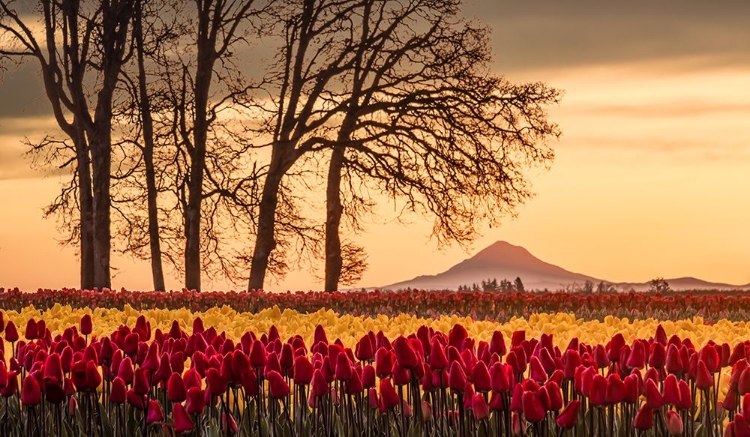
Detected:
[{"left": 383, "top": 241, "right": 749, "bottom": 291}]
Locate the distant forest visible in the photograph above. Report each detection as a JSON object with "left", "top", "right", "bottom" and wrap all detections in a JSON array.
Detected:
[{"left": 458, "top": 278, "right": 623, "bottom": 293}]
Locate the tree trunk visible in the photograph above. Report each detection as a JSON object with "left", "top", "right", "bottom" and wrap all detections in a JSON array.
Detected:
[
  {"left": 248, "top": 150, "right": 291, "bottom": 290},
  {"left": 90, "top": 129, "right": 112, "bottom": 289},
  {"left": 134, "top": 0, "right": 166, "bottom": 291},
  {"left": 324, "top": 146, "right": 345, "bottom": 292},
  {"left": 184, "top": 170, "right": 203, "bottom": 291},
  {"left": 76, "top": 129, "right": 95, "bottom": 290}
]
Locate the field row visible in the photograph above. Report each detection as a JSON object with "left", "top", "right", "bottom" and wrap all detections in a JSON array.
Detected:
[
  {"left": 1, "top": 288, "right": 749, "bottom": 322},
  {"left": 0, "top": 306, "right": 749, "bottom": 435}
]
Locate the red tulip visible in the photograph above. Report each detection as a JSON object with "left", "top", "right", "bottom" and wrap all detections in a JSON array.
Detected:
[
  {"left": 133, "top": 367, "right": 150, "bottom": 396},
  {"left": 153, "top": 353, "right": 173, "bottom": 383},
  {"left": 362, "top": 364, "right": 376, "bottom": 389},
  {"left": 5, "top": 320, "right": 18, "bottom": 342},
  {"left": 191, "top": 317, "right": 205, "bottom": 334},
  {"left": 655, "top": 324, "right": 668, "bottom": 345},
  {"left": 80, "top": 314, "right": 93, "bottom": 336},
  {"left": 623, "top": 374, "right": 640, "bottom": 404},
  {"left": 335, "top": 353, "right": 353, "bottom": 381},
  {"left": 293, "top": 355, "right": 314, "bottom": 385},
  {"left": 186, "top": 387, "right": 206, "bottom": 415},
  {"left": 662, "top": 374, "right": 681, "bottom": 406},
  {"left": 676, "top": 379, "right": 693, "bottom": 410},
  {"left": 700, "top": 345, "right": 721, "bottom": 374},
  {"left": 146, "top": 399, "right": 163, "bottom": 424},
  {"left": 355, "top": 335, "right": 375, "bottom": 362},
  {"left": 249, "top": 340, "right": 267, "bottom": 368},
  {"left": 142, "top": 342, "right": 160, "bottom": 373},
  {"left": 626, "top": 341, "right": 645, "bottom": 369},
  {"left": 522, "top": 390, "right": 545, "bottom": 422},
  {"left": 24, "top": 319, "right": 39, "bottom": 341},
  {"left": 206, "top": 367, "right": 226, "bottom": 396},
  {"left": 393, "top": 336, "right": 418, "bottom": 369},
  {"left": 649, "top": 343, "right": 666, "bottom": 369},
  {"left": 734, "top": 414, "right": 750, "bottom": 437},
  {"left": 556, "top": 400, "right": 580, "bottom": 428},
  {"left": 313, "top": 325, "right": 328, "bottom": 346},
  {"left": 167, "top": 373, "right": 186, "bottom": 403},
  {"left": 379, "top": 378, "right": 400, "bottom": 410},
  {"left": 473, "top": 361, "right": 491, "bottom": 393},
  {"left": 1, "top": 370, "right": 18, "bottom": 397},
  {"left": 375, "top": 348, "right": 394, "bottom": 378},
  {"left": 665, "top": 344, "right": 683, "bottom": 375},
  {"left": 739, "top": 368, "right": 750, "bottom": 395},
  {"left": 172, "top": 402, "right": 194, "bottom": 434},
  {"left": 311, "top": 369, "right": 329, "bottom": 398},
  {"left": 644, "top": 378, "right": 664, "bottom": 409},
  {"left": 529, "top": 356, "right": 547, "bottom": 383},
  {"left": 21, "top": 375, "right": 41, "bottom": 406},
  {"left": 472, "top": 393, "right": 489, "bottom": 420},
  {"left": 489, "top": 331, "right": 507, "bottom": 357},
  {"left": 429, "top": 340, "right": 449, "bottom": 370},
  {"left": 589, "top": 374, "right": 608, "bottom": 407},
  {"left": 695, "top": 360, "right": 714, "bottom": 390},
  {"left": 448, "top": 361, "right": 467, "bottom": 391},
  {"left": 267, "top": 370, "right": 290, "bottom": 398},
  {"left": 491, "top": 362, "right": 512, "bottom": 392},
  {"left": 545, "top": 381, "right": 564, "bottom": 411},
  {"left": 724, "top": 389, "right": 739, "bottom": 412},
  {"left": 110, "top": 377, "right": 126, "bottom": 404},
  {"left": 633, "top": 405, "right": 654, "bottom": 430}
]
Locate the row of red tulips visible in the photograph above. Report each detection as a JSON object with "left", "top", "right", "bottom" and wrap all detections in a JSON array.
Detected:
[
  {"left": 1, "top": 287, "right": 749, "bottom": 322},
  {"left": 1, "top": 312, "right": 750, "bottom": 436}
]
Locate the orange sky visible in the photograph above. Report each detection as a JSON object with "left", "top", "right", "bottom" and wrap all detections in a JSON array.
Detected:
[{"left": 1, "top": 1, "right": 749, "bottom": 291}]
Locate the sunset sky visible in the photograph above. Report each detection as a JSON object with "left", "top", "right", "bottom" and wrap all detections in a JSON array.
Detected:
[{"left": 1, "top": 0, "right": 749, "bottom": 291}]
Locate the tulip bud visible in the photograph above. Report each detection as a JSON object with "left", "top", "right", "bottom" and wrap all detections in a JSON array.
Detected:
[
  {"left": 448, "top": 361, "right": 467, "bottom": 391},
  {"left": 267, "top": 370, "right": 290, "bottom": 398},
  {"left": 695, "top": 360, "right": 714, "bottom": 390},
  {"left": 556, "top": 400, "right": 580, "bottom": 429},
  {"left": 522, "top": 390, "right": 545, "bottom": 422},
  {"left": 67, "top": 396, "right": 78, "bottom": 416},
  {"left": 633, "top": 405, "right": 654, "bottom": 430},
  {"left": 473, "top": 393, "right": 489, "bottom": 420},
  {"left": 167, "top": 373, "right": 186, "bottom": 403},
  {"left": 110, "top": 377, "right": 127, "bottom": 404},
  {"left": 172, "top": 403, "right": 194, "bottom": 434},
  {"left": 512, "top": 411, "right": 523, "bottom": 436},
  {"left": 21, "top": 375, "right": 41, "bottom": 406},
  {"left": 379, "top": 378, "right": 400, "bottom": 411},
  {"left": 146, "top": 400, "right": 163, "bottom": 424},
  {"left": 186, "top": 387, "right": 206, "bottom": 415},
  {"left": 80, "top": 314, "right": 93, "bottom": 336},
  {"left": 5, "top": 321, "right": 19, "bottom": 343}
]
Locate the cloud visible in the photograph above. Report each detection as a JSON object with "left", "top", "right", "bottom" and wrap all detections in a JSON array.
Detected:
[
  {"left": 570, "top": 102, "right": 750, "bottom": 118},
  {"left": 0, "top": 64, "right": 49, "bottom": 119},
  {"left": 465, "top": 0, "right": 750, "bottom": 73}
]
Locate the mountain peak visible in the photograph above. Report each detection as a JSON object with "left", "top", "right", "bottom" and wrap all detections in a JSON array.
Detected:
[
  {"left": 384, "top": 241, "right": 748, "bottom": 291},
  {"left": 386, "top": 241, "right": 597, "bottom": 290},
  {"left": 472, "top": 241, "right": 536, "bottom": 262}
]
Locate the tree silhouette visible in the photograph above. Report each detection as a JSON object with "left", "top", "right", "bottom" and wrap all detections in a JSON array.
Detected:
[
  {"left": 1, "top": 0, "right": 135, "bottom": 289},
  {"left": 247, "top": 0, "right": 560, "bottom": 292}
]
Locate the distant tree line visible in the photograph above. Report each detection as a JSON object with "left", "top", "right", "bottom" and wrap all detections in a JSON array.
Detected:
[
  {"left": 0, "top": 0, "right": 560, "bottom": 292},
  {"left": 458, "top": 277, "right": 526, "bottom": 293}
]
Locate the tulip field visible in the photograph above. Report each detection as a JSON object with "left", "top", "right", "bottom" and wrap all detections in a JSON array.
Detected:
[{"left": 2, "top": 289, "right": 750, "bottom": 436}]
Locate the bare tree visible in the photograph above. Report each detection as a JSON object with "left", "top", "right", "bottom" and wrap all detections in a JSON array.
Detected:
[
  {"left": 111, "top": 0, "right": 267, "bottom": 291},
  {"left": 243, "top": 0, "right": 559, "bottom": 291},
  {"left": 1, "top": 0, "right": 135, "bottom": 289},
  {"left": 320, "top": 0, "right": 560, "bottom": 291}
]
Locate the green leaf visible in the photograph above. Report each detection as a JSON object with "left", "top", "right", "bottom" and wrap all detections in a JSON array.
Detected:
[
  {"left": 99, "top": 402, "right": 114, "bottom": 437},
  {"left": 206, "top": 418, "right": 221, "bottom": 437}
]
